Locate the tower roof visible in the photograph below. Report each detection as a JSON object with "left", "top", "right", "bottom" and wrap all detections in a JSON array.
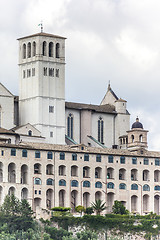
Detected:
[
  {"left": 17, "top": 32, "right": 66, "bottom": 40},
  {"left": 132, "top": 117, "right": 143, "bottom": 129}
]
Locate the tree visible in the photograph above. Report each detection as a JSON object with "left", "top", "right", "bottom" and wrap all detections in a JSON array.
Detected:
[
  {"left": 75, "top": 205, "right": 85, "bottom": 216},
  {"left": 91, "top": 199, "right": 106, "bottom": 215},
  {"left": 85, "top": 207, "right": 94, "bottom": 215},
  {"left": 1, "top": 194, "right": 20, "bottom": 216},
  {"left": 112, "top": 200, "right": 129, "bottom": 215}
]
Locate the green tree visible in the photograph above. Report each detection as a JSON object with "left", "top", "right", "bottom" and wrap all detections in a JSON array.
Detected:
[
  {"left": 1, "top": 194, "right": 20, "bottom": 216},
  {"left": 91, "top": 199, "right": 106, "bottom": 215},
  {"left": 75, "top": 205, "right": 85, "bottom": 216},
  {"left": 85, "top": 207, "right": 94, "bottom": 215},
  {"left": 112, "top": 200, "right": 129, "bottom": 215}
]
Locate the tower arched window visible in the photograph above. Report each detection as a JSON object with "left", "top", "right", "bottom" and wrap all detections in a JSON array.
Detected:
[
  {"left": 49, "top": 42, "right": 53, "bottom": 57},
  {"left": 32, "top": 41, "right": 36, "bottom": 56},
  {"left": 139, "top": 135, "right": 143, "bottom": 142},
  {"left": 67, "top": 113, "right": 73, "bottom": 139},
  {"left": 56, "top": 43, "right": 60, "bottom": 58},
  {"left": 42, "top": 41, "right": 47, "bottom": 56},
  {"left": 131, "top": 135, "right": 134, "bottom": 143},
  {"left": 27, "top": 42, "right": 31, "bottom": 58},
  {"left": 23, "top": 44, "right": 26, "bottom": 59},
  {"left": 98, "top": 117, "right": 104, "bottom": 144},
  {"left": 0, "top": 106, "right": 2, "bottom": 128}
]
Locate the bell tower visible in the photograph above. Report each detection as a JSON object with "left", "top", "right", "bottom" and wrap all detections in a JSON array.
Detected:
[{"left": 18, "top": 32, "right": 66, "bottom": 144}]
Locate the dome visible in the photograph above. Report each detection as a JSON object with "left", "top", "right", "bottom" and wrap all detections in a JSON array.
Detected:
[{"left": 132, "top": 117, "right": 143, "bottom": 129}]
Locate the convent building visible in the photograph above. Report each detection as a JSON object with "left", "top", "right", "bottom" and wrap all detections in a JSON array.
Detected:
[{"left": 0, "top": 31, "right": 159, "bottom": 218}]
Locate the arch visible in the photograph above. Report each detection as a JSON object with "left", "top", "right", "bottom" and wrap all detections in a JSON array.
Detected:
[
  {"left": 95, "top": 191, "right": 102, "bottom": 201},
  {"left": 34, "top": 177, "right": 41, "bottom": 185},
  {"left": 59, "top": 189, "right": 65, "bottom": 207},
  {"left": 131, "top": 169, "right": 138, "bottom": 181},
  {"left": 143, "top": 184, "right": 150, "bottom": 191},
  {"left": 154, "top": 185, "right": 160, "bottom": 191},
  {"left": 107, "top": 167, "right": 114, "bottom": 179},
  {"left": 83, "top": 166, "right": 90, "bottom": 178},
  {"left": 131, "top": 184, "right": 138, "bottom": 190},
  {"left": 21, "top": 187, "right": 28, "bottom": 200},
  {"left": 27, "top": 42, "right": 31, "bottom": 58},
  {"left": 143, "top": 170, "right": 149, "bottom": 181},
  {"left": 23, "top": 43, "right": 26, "bottom": 59},
  {"left": 8, "top": 186, "right": 15, "bottom": 196},
  {"left": 98, "top": 117, "right": 104, "bottom": 144},
  {"left": 21, "top": 164, "right": 28, "bottom": 184},
  {"left": 107, "top": 182, "right": 114, "bottom": 189},
  {"left": 0, "top": 162, "right": 3, "bottom": 182},
  {"left": 59, "top": 179, "right": 66, "bottom": 186},
  {"left": 34, "top": 197, "right": 41, "bottom": 212},
  {"left": 71, "top": 180, "right": 78, "bottom": 187},
  {"left": 46, "top": 164, "right": 54, "bottom": 175},
  {"left": 154, "top": 170, "right": 160, "bottom": 182},
  {"left": 67, "top": 113, "right": 73, "bottom": 139},
  {"left": 46, "top": 189, "right": 53, "bottom": 209},
  {"left": 59, "top": 165, "right": 66, "bottom": 176},
  {"left": 34, "top": 163, "right": 41, "bottom": 174},
  {"left": 139, "top": 134, "right": 143, "bottom": 142},
  {"left": 95, "top": 167, "right": 102, "bottom": 179},
  {"left": 119, "top": 168, "right": 126, "bottom": 180},
  {"left": 8, "top": 163, "right": 16, "bottom": 183},
  {"left": 131, "top": 195, "right": 138, "bottom": 212},
  {"left": 46, "top": 178, "right": 54, "bottom": 185},
  {"left": 131, "top": 135, "right": 134, "bottom": 143},
  {"left": 49, "top": 42, "right": 53, "bottom": 57},
  {"left": 143, "top": 194, "right": 149, "bottom": 212},
  {"left": 32, "top": 41, "right": 36, "bottom": 56},
  {"left": 71, "top": 165, "right": 78, "bottom": 177},
  {"left": 83, "top": 181, "right": 90, "bottom": 188},
  {"left": 119, "top": 183, "right": 126, "bottom": 190},
  {"left": 42, "top": 41, "right": 47, "bottom": 56},
  {"left": 95, "top": 181, "right": 102, "bottom": 188},
  {"left": 56, "top": 43, "right": 60, "bottom": 58},
  {"left": 71, "top": 190, "right": 78, "bottom": 212},
  {"left": 83, "top": 192, "right": 90, "bottom": 208},
  {"left": 0, "top": 186, "right": 2, "bottom": 204},
  {"left": 107, "top": 192, "right": 114, "bottom": 213},
  {"left": 154, "top": 195, "right": 160, "bottom": 214}
]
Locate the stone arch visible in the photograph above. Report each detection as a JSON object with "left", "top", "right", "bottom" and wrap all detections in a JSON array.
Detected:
[
  {"left": 46, "top": 188, "right": 53, "bottom": 209},
  {"left": 49, "top": 42, "right": 53, "bottom": 57},
  {"left": 95, "top": 191, "right": 102, "bottom": 201},
  {"left": 131, "top": 169, "right": 138, "bottom": 181},
  {"left": 119, "top": 168, "right": 126, "bottom": 180},
  {"left": 32, "top": 41, "right": 36, "bottom": 56},
  {"left": 143, "top": 194, "right": 149, "bottom": 213},
  {"left": 0, "top": 186, "right": 2, "bottom": 204},
  {"left": 34, "top": 163, "right": 41, "bottom": 174},
  {"left": 154, "top": 194, "right": 160, "bottom": 215},
  {"left": 56, "top": 43, "right": 60, "bottom": 58},
  {"left": 21, "top": 164, "right": 28, "bottom": 184},
  {"left": 143, "top": 170, "right": 149, "bottom": 181},
  {"left": 131, "top": 195, "right": 138, "bottom": 212},
  {"left": 154, "top": 170, "right": 160, "bottom": 182},
  {"left": 95, "top": 167, "right": 102, "bottom": 179},
  {"left": 107, "top": 192, "right": 114, "bottom": 213},
  {"left": 8, "top": 163, "right": 16, "bottom": 183},
  {"left": 23, "top": 43, "right": 26, "bottom": 59},
  {"left": 0, "top": 162, "right": 3, "bottom": 182},
  {"left": 59, "top": 189, "right": 65, "bottom": 207},
  {"left": 42, "top": 41, "right": 47, "bottom": 56},
  {"left": 107, "top": 167, "right": 114, "bottom": 179},
  {"left": 59, "top": 165, "right": 66, "bottom": 176},
  {"left": 46, "top": 164, "right": 54, "bottom": 175},
  {"left": 8, "top": 186, "right": 15, "bottom": 196},
  {"left": 34, "top": 197, "right": 41, "bottom": 212},
  {"left": 71, "top": 165, "right": 78, "bottom": 177},
  {"left": 27, "top": 42, "right": 31, "bottom": 58},
  {"left": 71, "top": 190, "right": 78, "bottom": 212},
  {"left": 83, "top": 166, "right": 90, "bottom": 178},
  {"left": 83, "top": 192, "right": 90, "bottom": 208},
  {"left": 21, "top": 187, "right": 28, "bottom": 200}
]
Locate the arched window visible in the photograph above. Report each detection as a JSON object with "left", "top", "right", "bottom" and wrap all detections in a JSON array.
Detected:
[
  {"left": 154, "top": 185, "right": 160, "bottom": 191},
  {"left": 47, "top": 152, "right": 53, "bottom": 159},
  {"left": 23, "top": 44, "right": 26, "bottom": 59},
  {"left": 22, "top": 149, "right": 27, "bottom": 158},
  {"left": 32, "top": 41, "right": 36, "bottom": 56},
  {"left": 56, "top": 43, "right": 60, "bottom": 58},
  {"left": 11, "top": 149, "right": 16, "bottom": 156},
  {"left": 46, "top": 178, "right": 54, "bottom": 185},
  {"left": 71, "top": 180, "right": 78, "bottom": 187},
  {"left": 72, "top": 153, "right": 77, "bottom": 161},
  {"left": 28, "top": 130, "right": 32, "bottom": 136},
  {"left": 139, "top": 135, "right": 143, "bottom": 142},
  {"left": 83, "top": 181, "right": 90, "bottom": 187},
  {"left": 107, "top": 182, "right": 114, "bottom": 189},
  {"left": 59, "top": 179, "right": 66, "bottom": 186},
  {"left": 49, "top": 42, "right": 53, "bottom": 57},
  {"left": 34, "top": 178, "right": 41, "bottom": 185},
  {"left": 42, "top": 41, "right": 47, "bottom": 56},
  {"left": 143, "top": 184, "right": 150, "bottom": 191},
  {"left": 119, "top": 183, "right": 126, "bottom": 190},
  {"left": 67, "top": 113, "right": 73, "bottom": 139},
  {"left": 131, "top": 135, "right": 134, "bottom": 143},
  {"left": 131, "top": 184, "right": 138, "bottom": 190},
  {"left": 98, "top": 117, "right": 104, "bottom": 144},
  {"left": 27, "top": 42, "right": 31, "bottom": 58},
  {"left": 95, "top": 181, "right": 102, "bottom": 188}
]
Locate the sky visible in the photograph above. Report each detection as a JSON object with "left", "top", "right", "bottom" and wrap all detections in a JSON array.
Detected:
[{"left": 1, "top": 0, "right": 160, "bottom": 150}]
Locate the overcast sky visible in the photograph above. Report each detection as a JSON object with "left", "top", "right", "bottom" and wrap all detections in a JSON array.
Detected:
[{"left": 1, "top": 0, "right": 160, "bottom": 150}]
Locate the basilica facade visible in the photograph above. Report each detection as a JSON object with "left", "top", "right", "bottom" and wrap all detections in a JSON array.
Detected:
[{"left": 0, "top": 31, "right": 159, "bottom": 218}]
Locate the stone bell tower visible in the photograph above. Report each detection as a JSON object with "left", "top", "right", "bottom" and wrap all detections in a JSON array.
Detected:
[
  {"left": 18, "top": 32, "right": 66, "bottom": 144},
  {"left": 127, "top": 117, "right": 148, "bottom": 151}
]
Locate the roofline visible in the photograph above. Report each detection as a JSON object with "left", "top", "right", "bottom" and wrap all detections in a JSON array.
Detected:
[{"left": 17, "top": 32, "right": 67, "bottom": 41}]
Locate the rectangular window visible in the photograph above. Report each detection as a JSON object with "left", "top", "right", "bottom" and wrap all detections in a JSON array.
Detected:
[
  {"left": 39, "top": 190, "right": 41, "bottom": 195},
  {"left": 84, "top": 154, "right": 89, "bottom": 161},
  {"left": 32, "top": 68, "right": 35, "bottom": 76},
  {"left": 120, "top": 156, "right": 125, "bottom": 164},
  {"left": 1, "top": 150, "right": 4, "bottom": 156},
  {"left": 49, "top": 68, "right": 54, "bottom": 77},
  {"left": 49, "top": 106, "right": 54, "bottom": 113},
  {"left": 27, "top": 69, "right": 31, "bottom": 77},
  {"left": 96, "top": 154, "right": 101, "bottom": 162},
  {"left": 132, "top": 157, "right": 137, "bottom": 165},
  {"left": 22, "top": 149, "right": 27, "bottom": 158},
  {"left": 35, "top": 190, "right": 37, "bottom": 194},
  {"left": 60, "top": 152, "right": 65, "bottom": 160},
  {"left": 11, "top": 149, "right": 16, "bottom": 156},
  {"left": 72, "top": 153, "right": 77, "bottom": 161},
  {"left": 23, "top": 70, "right": 25, "bottom": 78},
  {"left": 50, "top": 132, "right": 53, "bottom": 137},
  {"left": 108, "top": 155, "right": 113, "bottom": 163},
  {"left": 155, "top": 159, "right": 160, "bottom": 166},
  {"left": 35, "top": 151, "right": 40, "bottom": 158},
  {"left": 44, "top": 67, "right": 47, "bottom": 76},
  {"left": 56, "top": 69, "right": 59, "bottom": 77},
  {"left": 144, "top": 158, "right": 149, "bottom": 165}
]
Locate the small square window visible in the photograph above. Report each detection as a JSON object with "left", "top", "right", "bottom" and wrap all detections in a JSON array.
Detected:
[{"left": 49, "top": 106, "right": 54, "bottom": 113}]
